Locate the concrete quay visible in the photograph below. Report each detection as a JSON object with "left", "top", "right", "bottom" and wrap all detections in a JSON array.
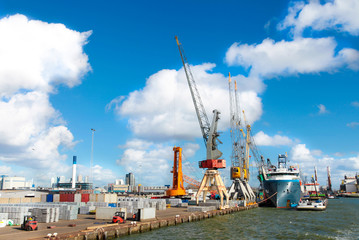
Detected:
[{"left": 26, "top": 204, "right": 257, "bottom": 240}]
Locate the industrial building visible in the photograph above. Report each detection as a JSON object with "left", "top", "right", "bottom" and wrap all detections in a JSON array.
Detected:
[
  {"left": 52, "top": 156, "right": 93, "bottom": 191},
  {"left": 0, "top": 176, "right": 33, "bottom": 190},
  {"left": 107, "top": 184, "right": 129, "bottom": 193}
]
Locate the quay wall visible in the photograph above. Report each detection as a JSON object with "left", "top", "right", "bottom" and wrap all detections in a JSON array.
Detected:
[{"left": 50, "top": 204, "right": 258, "bottom": 240}]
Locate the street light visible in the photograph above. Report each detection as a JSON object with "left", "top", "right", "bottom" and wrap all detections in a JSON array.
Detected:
[{"left": 90, "top": 128, "right": 96, "bottom": 187}]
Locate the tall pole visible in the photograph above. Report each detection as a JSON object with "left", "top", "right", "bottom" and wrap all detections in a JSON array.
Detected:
[{"left": 91, "top": 128, "right": 95, "bottom": 188}]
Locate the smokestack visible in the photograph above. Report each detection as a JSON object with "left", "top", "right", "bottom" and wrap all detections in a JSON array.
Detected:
[{"left": 72, "top": 156, "right": 77, "bottom": 188}]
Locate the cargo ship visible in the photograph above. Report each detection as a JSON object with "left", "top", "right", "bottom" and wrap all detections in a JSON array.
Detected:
[{"left": 259, "top": 154, "right": 301, "bottom": 208}]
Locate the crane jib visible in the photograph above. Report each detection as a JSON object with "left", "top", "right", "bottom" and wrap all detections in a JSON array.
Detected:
[{"left": 175, "top": 36, "right": 222, "bottom": 160}]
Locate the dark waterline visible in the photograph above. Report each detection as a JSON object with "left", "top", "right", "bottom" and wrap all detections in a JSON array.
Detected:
[{"left": 119, "top": 198, "right": 359, "bottom": 240}]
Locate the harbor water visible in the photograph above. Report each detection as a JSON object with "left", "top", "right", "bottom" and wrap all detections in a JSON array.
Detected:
[{"left": 121, "top": 198, "right": 359, "bottom": 239}]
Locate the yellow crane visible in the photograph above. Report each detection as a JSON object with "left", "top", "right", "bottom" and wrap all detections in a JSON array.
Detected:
[{"left": 227, "top": 73, "right": 256, "bottom": 204}]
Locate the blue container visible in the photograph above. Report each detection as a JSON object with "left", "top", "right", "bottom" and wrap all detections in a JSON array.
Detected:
[
  {"left": 46, "top": 194, "right": 53, "bottom": 202},
  {"left": 108, "top": 203, "right": 117, "bottom": 208}
]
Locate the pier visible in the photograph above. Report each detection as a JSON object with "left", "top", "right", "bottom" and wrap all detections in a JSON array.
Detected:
[{"left": 0, "top": 204, "right": 257, "bottom": 240}]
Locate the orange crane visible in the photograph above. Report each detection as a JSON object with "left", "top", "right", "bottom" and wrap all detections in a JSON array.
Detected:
[
  {"left": 166, "top": 146, "right": 186, "bottom": 197},
  {"left": 183, "top": 174, "right": 200, "bottom": 188}
]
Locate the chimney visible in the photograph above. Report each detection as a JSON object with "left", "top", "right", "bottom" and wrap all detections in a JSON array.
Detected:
[{"left": 72, "top": 156, "right": 77, "bottom": 188}]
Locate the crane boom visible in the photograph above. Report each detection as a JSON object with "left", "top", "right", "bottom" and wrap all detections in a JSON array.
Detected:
[
  {"left": 175, "top": 36, "right": 222, "bottom": 160},
  {"left": 175, "top": 36, "right": 210, "bottom": 146}
]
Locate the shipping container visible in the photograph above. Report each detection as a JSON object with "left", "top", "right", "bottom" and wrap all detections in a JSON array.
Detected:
[
  {"left": 47, "top": 194, "right": 53, "bottom": 202},
  {"left": 74, "top": 194, "right": 81, "bottom": 203},
  {"left": 68, "top": 193, "right": 75, "bottom": 202},
  {"left": 89, "top": 194, "right": 96, "bottom": 202},
  {"left": 60, "top": 193, "right": 75, "bottom": 202},
  {"left": 60, "top": 194, "right": 66, "bottom": 202},
  {"left": 53, "top": 194, "right": 60, "bottom": 202},
  {"left": 81, "top": 194, "right": 89, "bottom": 203},
  {"left": 98, "top": 194, "right": 104, "bottom": 202}
]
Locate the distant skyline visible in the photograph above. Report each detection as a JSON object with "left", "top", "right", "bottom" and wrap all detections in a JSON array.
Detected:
[{"left": 0, "top": 0, "right": 358, "bottom": 189}]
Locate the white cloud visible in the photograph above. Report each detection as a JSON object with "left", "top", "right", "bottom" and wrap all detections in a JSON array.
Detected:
[
  {"left": 0, "top": 14, "right": 91, "bottom": 97},
  {"left": 351, "top": 101, "right": 359, "bottom": 107},
  {"left": 225, "top": 37, "right": 359, "bottom": 78},
  {"left": 291, "top": 144, "right": 316, "bottom": 162},
  {"left": 77, "top": 164, "right": 117, "bottom": 187},
  {"left": 289, "top": 143, "right": 359, "bottom": 188},
  {"left": 0, "top": 165, "right": 12, "bottom": 175},
  {"left": 334, "top": 152, "right": 344, "bottom": 157},
  {"left": 117, "top": 141, "right": 172, "bottom": 186},
  {"left": 182, "top": 143, "right": 200, "bottom": 158},
  {"left": 117, "top": 139, "right": 200, "bottom": 186},
  {"left": 109, "top": 64, "right": 263, "bottom": 142},
  {"left": 278, "top": 0, "right": 359, "bottom": 36},
  {"left": 253, "top": 131, "right": 294, "bottom": 146},
  {"left": 0, "top": 14, "right": 91, "bottom": 184},
  {"left": 346, "top": 122, "right": 359, "bottom": 128},
  {"left": 317, "top": 104, "right": 329, "bottom": 114},
  {"left": 118, "top": 139, "right": 153, "bottom": 150},
  {"left": 311, "top": 149, "right": 323, "bottom": 157}
]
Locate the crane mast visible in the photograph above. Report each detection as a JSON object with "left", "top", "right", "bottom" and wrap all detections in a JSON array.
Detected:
[
  {"left": 175, "top": 36, "right": 228, "bottom": 208},
  {"left": 228, "top": 74, "right": 244, "bottom": 171},
  {"left": 166, "top": 147, "right": 186, "bottom": 197},
  {"left": 227, "top": 74, "right": 256, "bottom": 204}
]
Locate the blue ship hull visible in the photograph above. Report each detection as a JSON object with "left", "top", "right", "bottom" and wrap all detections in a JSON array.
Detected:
[{"left": 263, "top": 179, "right": 301, "bottom": 208}]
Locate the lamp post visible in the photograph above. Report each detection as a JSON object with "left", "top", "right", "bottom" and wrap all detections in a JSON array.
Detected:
[{"left": 91, "top": 128, "right": 96, "bottom": 188}]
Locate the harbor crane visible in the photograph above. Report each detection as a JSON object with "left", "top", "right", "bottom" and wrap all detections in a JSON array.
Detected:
[
  {"left": 227, "top": 74, "right": 256, "bottom": 204},
  {"left": 327, "top": 166, "right": 333, "bottom": 194},
  {"left": 166, "top": 146, "right": 186, "bottom": 197},
  {"left": 175, "top": 36, "right": 229, "bottom": 209}
]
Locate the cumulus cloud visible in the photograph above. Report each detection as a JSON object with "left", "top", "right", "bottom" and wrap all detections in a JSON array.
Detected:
[
  {"left": 289, "top": 143, "right": 359, "bottom": 188},
  {"left": 225, "top": 37, "right": 359, "bottom": 77},
  {"left": 253, "top": 131, "right": 294, "bottom": 146},
  {"left": 291, "top": 144, "right": 316, "bottom": 162},
  {"left": 0, "top": 14, "right": 91, "bottom": 97},
  {"left": 0, "top": 14, "right": 91, "bottom": 183},
  {"left": 278, "top": 0, "right": 359, "bottom": 36},
  {"left": 76, "top": 164, "right": 117, "bottom": 186},
  {"left": 109, "top": 64, "right": 262, "bottom": 142},
  {"left": 117, "top": 141, "right": 172, "bottom": 185},
  {"left": 317, "top": 104, "right": 329, "bottom": 114},
  {"left": 116, "top": 139, "right": 201, "bottom": 186}
]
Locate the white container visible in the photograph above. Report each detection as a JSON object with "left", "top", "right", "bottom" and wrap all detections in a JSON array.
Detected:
[
  {"left": 95, "top": 207, "right": 126, "bottom": 220},
  {"left": 97, "top": 194, "right": 104, "bottom": 202},
  {"left": 140, "top": 208, "right": 156, "bottom": 220},
  {"left": 74, "top": 194, "right": 81, "bottom": 203},
  {"left": 41, "top": 194, "right": 47, "bottom": 202},
  {"left": 53, "top": 194, "right": 60, "bottom": 203}
]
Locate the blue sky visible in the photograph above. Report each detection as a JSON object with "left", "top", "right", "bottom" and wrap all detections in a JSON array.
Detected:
[{"left": 0, "top": 0, "right": 358, "bottom": 189}]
